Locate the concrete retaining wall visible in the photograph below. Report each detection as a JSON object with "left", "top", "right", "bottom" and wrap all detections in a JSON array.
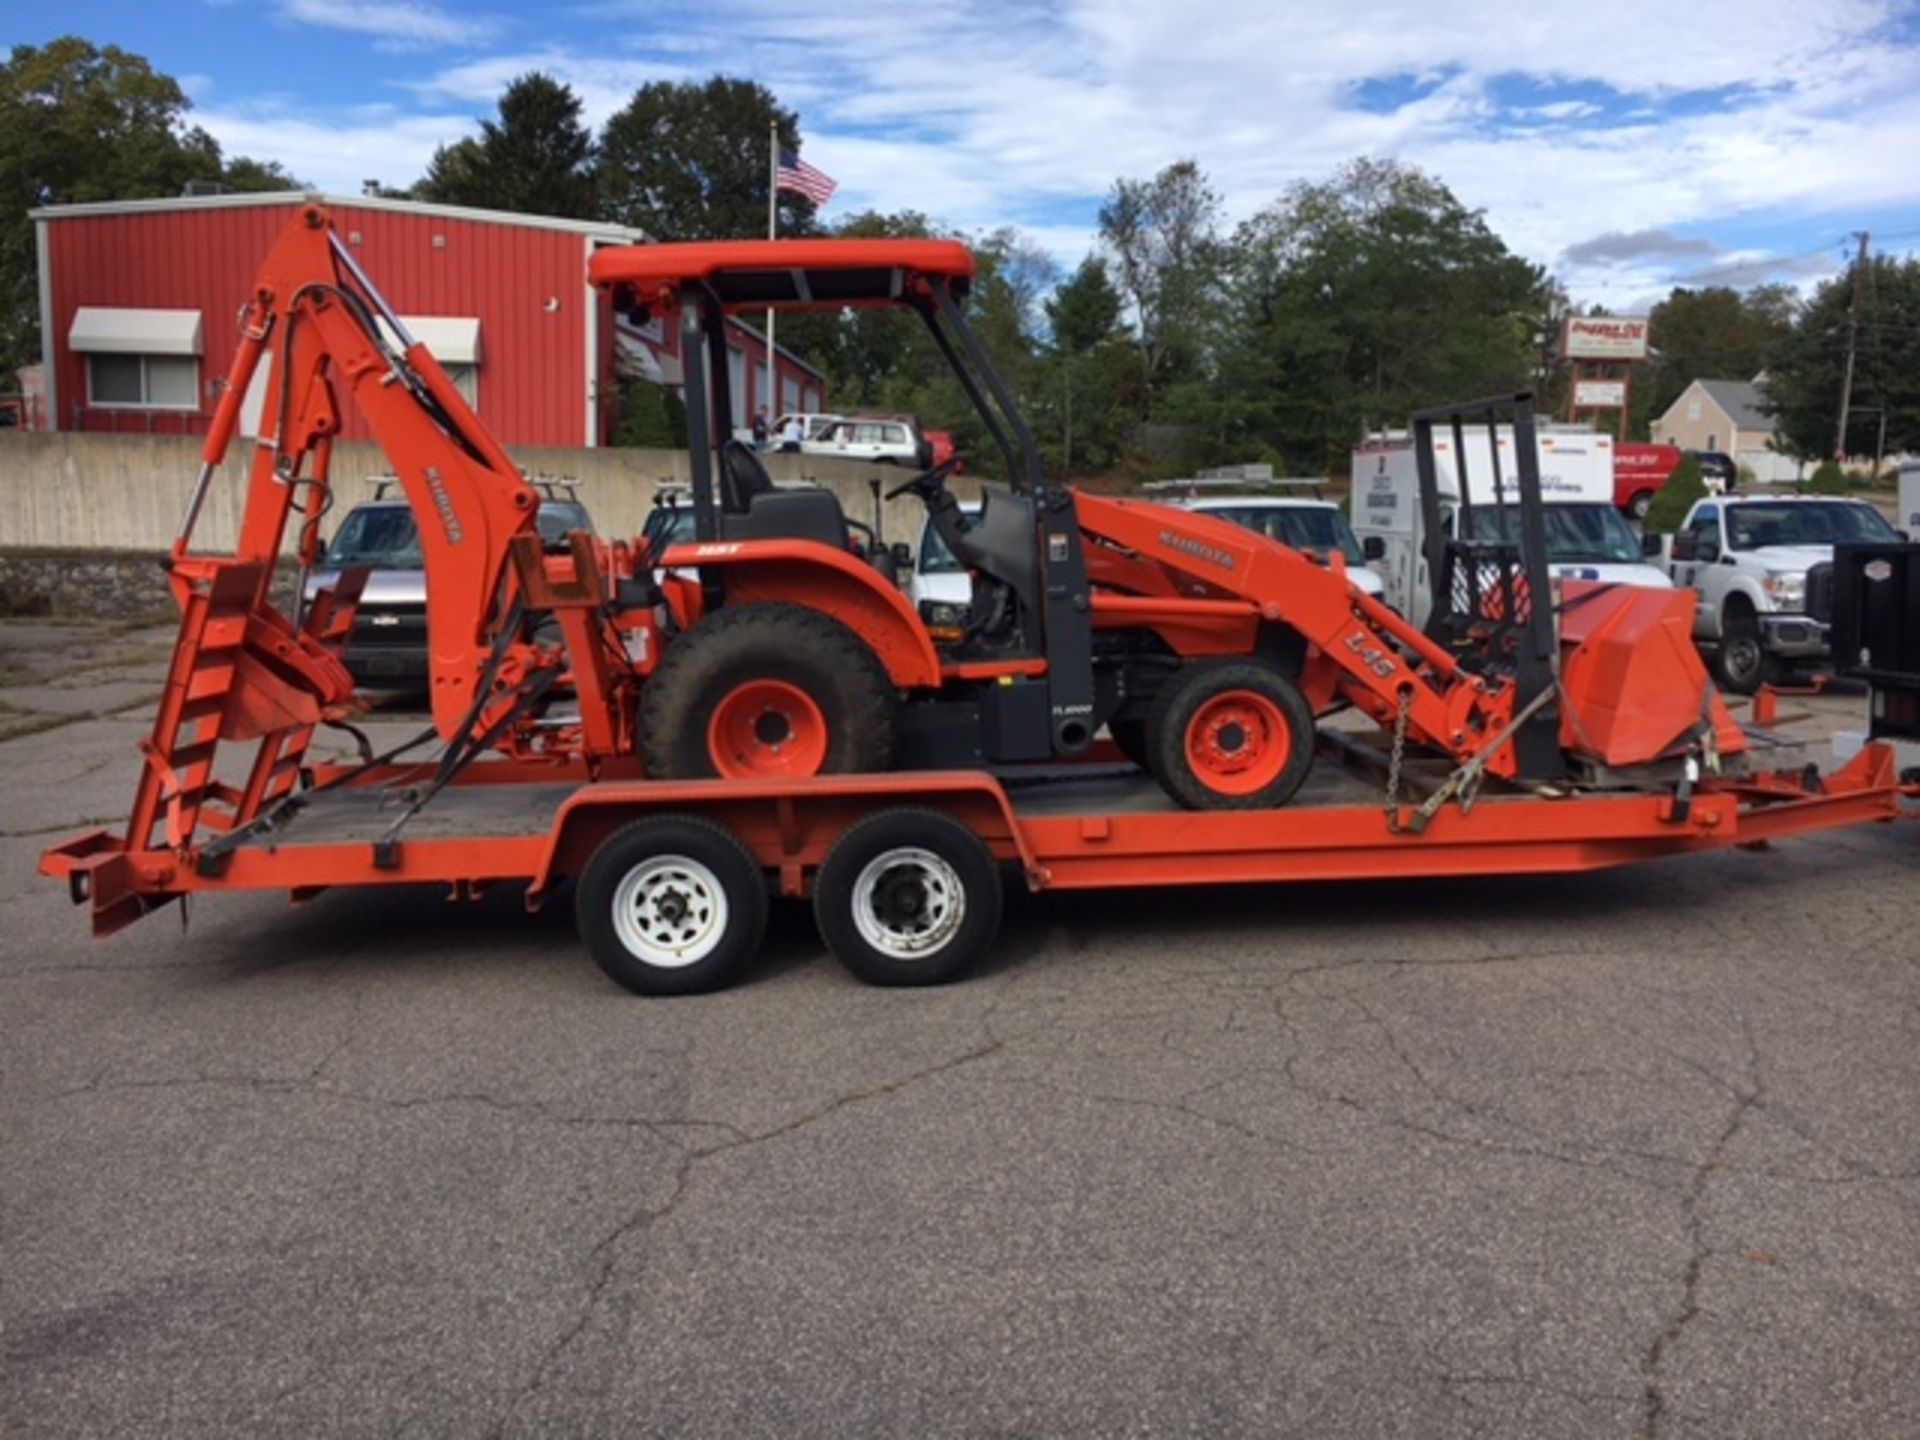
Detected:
[
  {"left": 0, "top": 432, "right": 956, "bottom": 556},
  {"left": 0, "top": 549, "right": 304, "bottom": 620}
]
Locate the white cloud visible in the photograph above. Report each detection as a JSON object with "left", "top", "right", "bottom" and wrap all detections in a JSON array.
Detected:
[
  {"left": 402, "top": 50, "right": 689, "bottom": 126},
  {"left": 565, "top": 0, "right": 1915, "bottom": 296},
  {"left": 281, "top": 0, "right": 503, "bottom": 49},
  {"left": 194, "top": 103, "right": 477, "bottom": 193},
  {"left": 1515, "top": 100, "right": 1602, "bottom": 120},
  {"left": 208, "top": 0, "right": 1920, "bottom": 301}
]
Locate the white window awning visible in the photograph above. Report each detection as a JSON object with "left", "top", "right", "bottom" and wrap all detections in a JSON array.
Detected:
[
  {"left": 69, "top": 307, "right": 203, "bottom": 355},
  {"left": 378, "top": 315, "right": 482, "bottom": 365},
  {"left": 615, "top": 328, "right": 682, "bottom": 387}
]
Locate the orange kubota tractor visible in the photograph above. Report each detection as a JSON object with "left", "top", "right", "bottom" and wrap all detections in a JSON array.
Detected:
[{"left": 136, "top": 204, "right": 1741, "bottom": 869}]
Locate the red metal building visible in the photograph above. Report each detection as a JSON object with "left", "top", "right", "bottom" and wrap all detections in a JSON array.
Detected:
[{"left": 30, "top": 191, "right": 825, "bottom": 447}]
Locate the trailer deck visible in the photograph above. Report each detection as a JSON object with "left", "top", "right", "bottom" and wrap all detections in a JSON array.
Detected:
[{"left": 45, "top": 727, "right": 1913, "bottom": 945}]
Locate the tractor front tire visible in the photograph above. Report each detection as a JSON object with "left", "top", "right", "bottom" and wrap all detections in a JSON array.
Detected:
[
  {"left": 1146, "top": 658, "right": 1315, "bottom": 810},
  {"left": 640, "top": 604, "right": 895, "bottom": 780}
]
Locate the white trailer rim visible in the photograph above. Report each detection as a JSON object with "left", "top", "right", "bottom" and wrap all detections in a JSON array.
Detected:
[
  {"left": 611, "top": 855, "right": 728, "bottom": 968},
  {"left": 851, "top": 846, "right": 966, "bottom": 960}
]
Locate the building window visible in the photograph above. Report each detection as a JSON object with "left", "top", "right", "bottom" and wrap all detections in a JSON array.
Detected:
[
  {"left": 441, "top": 363, "right": 479, "bottom": 410},
  {"left": 86, "top": 353, "right": 199, "bottom": 410}
]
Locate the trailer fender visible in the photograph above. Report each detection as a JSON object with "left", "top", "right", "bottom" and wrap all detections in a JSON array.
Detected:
[
  {"left": 663, "top": 540, "right": 942, "bottom": 689},
  {"left": 527, "top": 771, "right": 1042, "bottom": 906}
]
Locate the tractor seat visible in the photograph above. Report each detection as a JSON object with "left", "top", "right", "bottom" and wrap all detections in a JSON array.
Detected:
[
  {"left": 719, "top": 439, "right": 777, "bottom": 512},
  {"left": 716, "top": 439, "right": 854, "bottom": 552}
]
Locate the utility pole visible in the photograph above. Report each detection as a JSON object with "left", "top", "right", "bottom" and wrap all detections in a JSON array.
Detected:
[{"left": 1834, "top": 230, "right": 1869, "bottom": 461}]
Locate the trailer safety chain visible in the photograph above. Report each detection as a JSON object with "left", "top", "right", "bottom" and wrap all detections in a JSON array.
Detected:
[
  {"left": 1384, "top": 686, "right": 1414, "bottom": 833},
  {"left": 1393, "top": 682, "right": 1560, "bottom": 837}
]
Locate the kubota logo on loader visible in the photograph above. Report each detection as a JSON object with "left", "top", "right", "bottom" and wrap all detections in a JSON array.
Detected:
[
  {"left": 1159, "top": 530, "right": 1235, "bottom": 571},
  {"left": 424, "top": 466, "right": 462, "bottom": 545}
]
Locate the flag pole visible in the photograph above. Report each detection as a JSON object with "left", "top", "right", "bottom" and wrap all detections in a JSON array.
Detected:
[{"left": 765, "top": 120, "right": 778, "bottom": 435}]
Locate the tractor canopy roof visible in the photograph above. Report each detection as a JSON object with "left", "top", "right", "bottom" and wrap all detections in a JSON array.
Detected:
[{"left": 588, "top": 238, "right": 975, "bottom": 314}]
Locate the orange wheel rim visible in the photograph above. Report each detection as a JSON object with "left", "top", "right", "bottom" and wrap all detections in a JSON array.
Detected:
[
  {"left": 707, "top": 679, "right": 829, "bottom": 779},
  {"left": 1183, "top": 691, "right": 1290, "bottom": 795}
]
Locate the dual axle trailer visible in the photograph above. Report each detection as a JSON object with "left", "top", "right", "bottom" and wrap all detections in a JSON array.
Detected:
[
  {"left": 32, "top": 205, "right": 1920, "bottom": 990},
  {"left": 41, "top": 707, "right": 1915, "bottom": 995}
]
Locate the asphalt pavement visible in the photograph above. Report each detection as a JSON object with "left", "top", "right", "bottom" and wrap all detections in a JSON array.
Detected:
[{"left": 4, "top": 619, "right": 1918, "bottom": 1438}]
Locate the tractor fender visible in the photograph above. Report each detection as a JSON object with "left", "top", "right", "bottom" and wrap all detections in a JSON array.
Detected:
[{"left": 666, "top": 539, "right": 942, "bottom": 689}]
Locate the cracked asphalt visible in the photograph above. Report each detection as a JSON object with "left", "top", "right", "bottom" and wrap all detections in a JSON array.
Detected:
[{"left": 4, "top": 619, "right": 1919, "bottom": 1438}]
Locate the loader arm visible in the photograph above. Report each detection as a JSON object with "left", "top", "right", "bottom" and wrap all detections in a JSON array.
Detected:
[
  {"left": 189, "top": 204, "right": 549, "bottom": 738},
  {"left": 1073, "top": 493, "right": 1520, "bottom": 772}
]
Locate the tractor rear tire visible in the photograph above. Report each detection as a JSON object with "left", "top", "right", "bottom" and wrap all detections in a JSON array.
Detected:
[
  {"left": 640, "top": 603, "right": 895, "bottom": 780},
  {"left": 1146, "top": 657, "right": 1315, "bottom": 810}
]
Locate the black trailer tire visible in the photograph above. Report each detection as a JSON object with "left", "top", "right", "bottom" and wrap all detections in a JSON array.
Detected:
[
  {"left": 1713, "top": 614, "right": 1776, "bottom": 695},
  {"left": 639, "top": 603, "right": 895, "bottom": 780},
  {"left": 576, "top": 815, "right": 768, "bottom": 996},
  {"left": 1628, "top": 490, "right": 1655, "bottom": 521},
  {"left": 813, "top": 809, "right": 1002, "bottom": 987},
  {"left": 1146, "top": 657, "right": 1316, "bottom": 810}
]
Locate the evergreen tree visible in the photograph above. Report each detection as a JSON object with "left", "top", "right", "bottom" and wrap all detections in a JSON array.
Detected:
[{"left": 417, "top": 73, "right": 596, "bottom": 219}]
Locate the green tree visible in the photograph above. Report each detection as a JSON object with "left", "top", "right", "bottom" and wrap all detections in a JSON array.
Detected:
[
  {"left": 1218, "top": 157, "right": 1543, "bottom": 472},
  {"left": 1643, "top": 452, "right": 1707, "bottom": 533},
  {"left": 1098, "top": 159, "right": 1222, "bottom": 410},
  {"left": 1764, "top": 255, "right": 1920, "bottom": 460},
  {"left": 780, "top": 208, "right": 938, "bottom": 407},
  {"left": 0, "top": 37, "right": 229, "bottom": 372},
  {"left": 1806, "top": 459, "right": 1849, "bottom": 495},
  {"left": 417, "top": 73, "right": 596, "bottom": 219},
  {"left": 1036, "top": 256, "right": 1129, "bottom": 474},
  {"left": 1047, "top": 255, "right": 1123, "bottom": 354},
  {"left": 613, "top": 379, "right": 686, "bottom": 448},
  {"left": 219, "top": 155, "right": 306, "bottom": 192},
  {"left": 597, "top": 76, "right": 813, "bottom": 240},
  {"left": 1628, "top": 284, "right": 1795, "bottom": 438}
]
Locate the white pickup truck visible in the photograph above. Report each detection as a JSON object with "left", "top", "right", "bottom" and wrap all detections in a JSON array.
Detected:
[{"left": 1662, "top": 494, "right": 1901, "bottom": 692}]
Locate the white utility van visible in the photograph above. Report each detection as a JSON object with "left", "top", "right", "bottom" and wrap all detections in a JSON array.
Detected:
[{"left": 1351, "top": 425, "right": 1670, "bottom": 626}]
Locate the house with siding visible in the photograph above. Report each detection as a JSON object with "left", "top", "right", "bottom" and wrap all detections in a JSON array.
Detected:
[{"left": 1652, "top": 378, "right": 1801, "bottom": 483}]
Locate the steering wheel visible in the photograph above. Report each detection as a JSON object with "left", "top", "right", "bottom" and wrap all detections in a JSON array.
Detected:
[{"left": 884, "top": 457, "right": 960, "bottom": 501}]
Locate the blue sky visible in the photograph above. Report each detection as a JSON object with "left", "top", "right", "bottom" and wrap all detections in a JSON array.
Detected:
[{"left": 13, "top": 0, "right": 1920, "bottom": 310}]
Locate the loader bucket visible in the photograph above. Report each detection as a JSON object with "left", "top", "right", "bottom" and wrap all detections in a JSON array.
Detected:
[{"left": 1556, "top": 582, "right": 1746, "bottom": 767}]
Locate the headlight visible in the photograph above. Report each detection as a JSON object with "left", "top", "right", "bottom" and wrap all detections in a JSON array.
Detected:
[
  {"left": 919, "top": 601, "right": 968, "bottom": 629},
  {"left": 1762, "top": 572, "right": 1806, "bottom": 609}
]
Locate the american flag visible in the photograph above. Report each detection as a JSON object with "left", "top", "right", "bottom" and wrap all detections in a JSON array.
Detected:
[{"left": 776, "top": 147, "right": 838, "bottom": 206}]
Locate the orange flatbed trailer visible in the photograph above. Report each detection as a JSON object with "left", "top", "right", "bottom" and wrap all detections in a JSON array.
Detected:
[{"left": 41, "top": 728, "right": 1915, "bottom": 990}]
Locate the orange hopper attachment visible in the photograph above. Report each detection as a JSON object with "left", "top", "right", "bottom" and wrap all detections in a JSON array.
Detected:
[{"left": 1555, "top": 582, "right": 1747, "bottom": 768}]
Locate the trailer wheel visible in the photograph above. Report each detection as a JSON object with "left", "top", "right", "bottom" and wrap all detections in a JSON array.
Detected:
[
  {"left": 813, "top": 809, "right": 1001, "bottom": 987},
  {"left": 640, "top": 604, "right": 895, "bottom": 780},
  {"left": 1147, "top": 658, "right": 1315, "bottom": 810},
  {"left": 1628, "top": 490, "right": 1656, "bottom": 521},
  {"left": 576, "top": 816, "right": 767, "bottom": 996}
]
